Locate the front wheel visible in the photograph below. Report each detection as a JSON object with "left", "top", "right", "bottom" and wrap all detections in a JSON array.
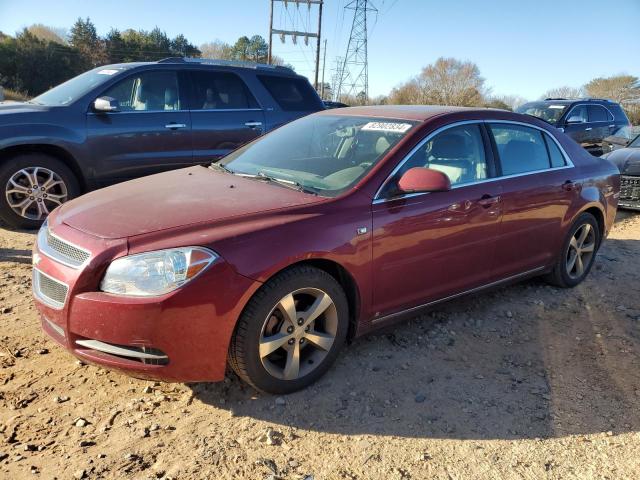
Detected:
[
  {"left": 0, "top": 153, "right": 80, "bottom": 229},
  {"left": 229, "top": 266, "right": 349, "bottom": 394},
  {"left": 545, "top": 212, "right": 600, "bottom": 288}
]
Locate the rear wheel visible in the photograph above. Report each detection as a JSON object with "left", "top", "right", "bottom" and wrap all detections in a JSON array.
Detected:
[
  {"left": 0, "top": 154, "right": 80, "bottom": 229},
  {"left": 229, "top": 266, "right": 349, "bottom": 394},
  {"left": 545, "top": 212, "right": 600, "bottom": 288}
]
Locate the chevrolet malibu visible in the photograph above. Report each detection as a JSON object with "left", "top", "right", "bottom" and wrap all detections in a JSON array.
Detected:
[{"left": 32, "top": 106, "right": 620, "bottom": 394}]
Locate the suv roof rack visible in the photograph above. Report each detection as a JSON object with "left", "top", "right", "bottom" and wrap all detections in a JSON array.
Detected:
[
  {"left": 157, "top": 57, "right": 295, "bottom": 73},
  {"left": 543, "top": 97, "right": 614, "bottom": 103}
]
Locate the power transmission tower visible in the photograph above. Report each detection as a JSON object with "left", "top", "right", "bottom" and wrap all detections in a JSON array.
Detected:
[
  {"left": 268, "top": 0, "right": 324, "bottom": 89},
  {"left": 334, "top": 0, "right": 377, "bottom": 103}
]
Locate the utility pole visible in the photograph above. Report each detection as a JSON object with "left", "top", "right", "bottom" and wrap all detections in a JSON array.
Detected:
[
  {"left": 267, "top": 0, "right": 324, "bottom": 89},
  {"left": 321, "top": 39, "right": 327, "bottom": 99},
  {"left": 335, "top": 0, "right": 377, "bottom": 104}
]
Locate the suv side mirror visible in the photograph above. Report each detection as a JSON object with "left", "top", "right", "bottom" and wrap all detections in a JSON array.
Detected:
[
  {"left": 398, "top": 167, "right": 451, "bottom": 194},
  {"left": 566, "top": 115, "right": 585, "bottom": 124},
  {"left": 93, "top": 96, "right": 119, "bottom": 113}
]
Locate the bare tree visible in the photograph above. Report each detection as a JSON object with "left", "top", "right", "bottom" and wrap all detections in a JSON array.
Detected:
[
  {"left": 199, "top": 40, "right": 233, "bottom": 60},
  {"left": 584, "top": 75, "right": 640, "bottom": 103},
  {"left": 387, "top": 57, "right": 487, "bottom": 106},
  {"left": 27, "top": 24, "right": 67, "bottom": 44},
  {"left": 540, "top": 86, "right": 583, "bottom": 99}
]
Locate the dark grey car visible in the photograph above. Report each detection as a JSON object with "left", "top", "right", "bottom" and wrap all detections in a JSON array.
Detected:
[
  {"left": 0, "top": 58, "right": 324, "bottom": 228},
  {"left": 516, "top": 98, "right": 630, "bottom": 156},
  {"left": 602, "top": 134, "right": 640, "bottom": 210}
]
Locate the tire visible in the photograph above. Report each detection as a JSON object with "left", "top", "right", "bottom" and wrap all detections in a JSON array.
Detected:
[
  {"left": 0, "top": 153, "right": 80, "bottom": 229},
  {"left": 229, "top": 265, "right": 349, "bottom": 394},
  {"left": 545, "top": 212, "right": 600, "bottom": 288}
]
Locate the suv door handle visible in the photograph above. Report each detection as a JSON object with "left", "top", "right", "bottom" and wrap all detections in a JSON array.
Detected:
[
  {"left": 477, "top": 194, "right": 501, "bottom": 207},
  {"left": 584, "top": 127, "right": 592, "bottom": 131},
  {"left": 165, "top": 123, "right": 187, "bottom": 129},
  {"left": 562, "top": 180, "right": 575, "bottom": 191},
  {"left": 245, "top": 121, "right": 263, "bottom": 128}
]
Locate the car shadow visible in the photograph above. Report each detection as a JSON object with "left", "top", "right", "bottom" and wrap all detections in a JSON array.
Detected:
[
  {"left": 189, "top": 235, "right": 640, "bottom": 440},
  {"left": 0, "top": 248, "right": 32, "bottom": 264}
]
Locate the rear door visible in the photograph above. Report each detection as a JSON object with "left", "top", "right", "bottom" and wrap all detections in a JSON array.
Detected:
[
  {"left": 487, "top": 122, "right": 577, "bottom": 279},
  {"left": 256, "top": 74, "right": 325, "bottom": 131},
  {"left": 86, "top": 69, "right": 193, "bottom": 183},
  {"left": 588, "top": 104, "right": 613, "bottom": 146},
  {"left": 188, "top": 69, "right": 266, "bottom": 163}
]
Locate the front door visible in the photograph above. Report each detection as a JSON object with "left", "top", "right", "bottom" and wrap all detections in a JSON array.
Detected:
[
  {"left": 371, "top": 122, "right": 503, "bottom": 318},
  {"left": 86, "top": 69, "right": 192, "bottom": 184},
  {"left": 188, "top": 70, "right": 265, "bottom": 163}
]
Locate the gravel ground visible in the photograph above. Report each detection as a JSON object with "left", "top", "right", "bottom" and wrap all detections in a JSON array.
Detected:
[{"left": 1, "top": 212, "right": 640, "bottom": 479}]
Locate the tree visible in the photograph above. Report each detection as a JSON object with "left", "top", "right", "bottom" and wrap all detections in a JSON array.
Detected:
[
  {"left": 69, "top": 17, "right": 106, "bottom": 67},
  {"left": 247, "top": 35, "right": 268, "bottom": 63},
  {"left": 231, "top": 36, "right": 251, "bottom": 61},
  {"left": 584, "top": 75, "right": 640, "bottom": 104},
  {"left": 199, "top": 40, "right": 233, "bottom": 59},
  {"left": 27, "top": 24, "right": 66, "bottom": 44},
  {"left": 387, "top": 57, "right": 487, "bottom": 106},
  {"left": 540, "top": 85, "right": 583, "bottom": 99},
  {"left": 170, "top": 34, "right": 200, "bottom": 57}
]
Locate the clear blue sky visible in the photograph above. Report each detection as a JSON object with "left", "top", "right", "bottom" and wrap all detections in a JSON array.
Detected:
[{"left": 1, "top": 0, "right": 639, "bottom": 100}]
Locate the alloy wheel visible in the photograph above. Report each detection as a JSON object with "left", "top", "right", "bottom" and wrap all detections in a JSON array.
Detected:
[
  {"left": 566, "top": 223, "right": 596, "bottom": 279},
  {"left": 259, "top": 288, "right": 338, "bottom": 381},
  {"left": 5, "top": 167, "right": 68, "bottom": 220}
]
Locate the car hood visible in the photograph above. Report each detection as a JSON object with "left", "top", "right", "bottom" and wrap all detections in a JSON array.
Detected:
[
  {"left": 0, "top": 102, "right": 51, "bottom": 114},
  {"left": 56, "top": 166, "right": 326, "bottom": 239},
  {"left": 602, "top": 148, "right": 640, "bottom": 176}
]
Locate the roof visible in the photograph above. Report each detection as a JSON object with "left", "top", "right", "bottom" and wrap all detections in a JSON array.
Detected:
[{"left": 318, "top": 105, "right": 485, "bottom": 122}]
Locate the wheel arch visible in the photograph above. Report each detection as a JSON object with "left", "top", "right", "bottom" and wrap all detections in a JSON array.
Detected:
[
  {"left": 258, "top": 258, "right": 361, "bottom": 341},
  {"left": 582, "top": 205, "right": 605, "bottom": 244},
  {"left": 0, "top": 144, "right": 87, "bottom": 191}
]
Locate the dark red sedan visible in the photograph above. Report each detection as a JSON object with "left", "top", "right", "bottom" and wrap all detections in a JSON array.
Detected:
[{"left": 32, "top": 106, "right": 620, "bottom": 393}]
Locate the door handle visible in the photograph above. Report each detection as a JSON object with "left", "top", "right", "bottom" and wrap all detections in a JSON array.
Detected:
[
  {"left": 245, "top": 121, "right": 263, "bottom": 128},
  {"left": 165, "top": 123, "right": 187, "bottom": 129},
  {"left": 584, "top": 127, "right": 592, "bottom": 131},
  {"left": 562, "top": 180, "right": 575, "bottom": 191},
  {"left": 477, "top": 194, "right": 501, "bottom": 208}
]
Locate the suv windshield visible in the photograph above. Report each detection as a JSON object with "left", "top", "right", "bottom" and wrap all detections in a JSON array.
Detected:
[
  {"left": 516, "top": 102, "right": 568, "bottom": 124},
  {"left": 220, "top": 115, "right": 417, "bottom": 197},
  {"left": 31, "top": 67, "right": 128, "bottom": 106}
]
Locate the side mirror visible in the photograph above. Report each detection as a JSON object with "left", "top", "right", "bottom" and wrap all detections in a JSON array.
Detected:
[
  {"left": 398, "top": 167, "right": 451, "bottom": 194},
  {"left": 93, "top": 96, "right": 119, "bottom": 113},
  {"left": 566, "top": 115, "right": 584, "bottom": 124}
]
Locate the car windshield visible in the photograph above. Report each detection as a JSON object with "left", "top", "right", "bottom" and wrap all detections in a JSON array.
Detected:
[
  {"left": 220, "top": 114, "right": 417, "bottom": 197},
  {"left": 516, "top": 102, "right": 568, "bottom": 124},
  {"left": 31, "top": 67, "right": 128, "bottom": 106}
]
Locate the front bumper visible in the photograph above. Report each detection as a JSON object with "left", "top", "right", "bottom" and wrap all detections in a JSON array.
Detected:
[{"left": 33, "top": 221, "right": 261, "bottom": 383}]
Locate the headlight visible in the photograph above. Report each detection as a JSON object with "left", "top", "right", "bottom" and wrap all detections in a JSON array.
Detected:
[{"left": 100, "top": 247, "right": 218, "bottom": 296}]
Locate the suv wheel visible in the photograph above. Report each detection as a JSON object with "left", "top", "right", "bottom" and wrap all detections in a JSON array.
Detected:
[
  {"left": 545, "top": 212, "right": 600, "bottom": 288},
  {"left": 229, "top": 266, "right": 349, "bottom": 394},
  {"left": 0, "top": 153, "right": 80, "bottom": 229}
]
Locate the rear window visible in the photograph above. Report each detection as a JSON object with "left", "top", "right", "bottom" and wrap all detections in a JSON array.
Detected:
[
  {"left": 588, "top": 105, "right": 608, "bottom": 122},
  {"left": 609, "top": 103, "right": 630, "bottom": 123},
  {"left": 258, "top": 75, "right": 322, "bottom": 111}
]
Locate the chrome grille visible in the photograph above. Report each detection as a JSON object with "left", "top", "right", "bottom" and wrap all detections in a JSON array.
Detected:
[
  {"left": 33, "top": 269, "right": 68, "bottom": 309},
  {"left": 620, "top": 175, "right": 640, "bottom": 208},
  {"left": 37, "top": 223, "right": 90, "bottom": 268}
]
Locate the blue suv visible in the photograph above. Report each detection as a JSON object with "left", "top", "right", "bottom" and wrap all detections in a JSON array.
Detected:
[{"left": 0, "top": 58, "right": 325, "bottom": 228}]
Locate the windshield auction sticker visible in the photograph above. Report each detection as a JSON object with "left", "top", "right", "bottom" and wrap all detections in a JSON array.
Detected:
[
  {"left": 361, "top": 122, "right": 412, "bottom": 133},
  {"left": 97, "top": 69, "right": 119, "bottom": 75}
]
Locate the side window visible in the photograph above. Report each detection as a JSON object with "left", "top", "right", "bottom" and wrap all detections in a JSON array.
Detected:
[
  {"left": 544, "top": 133, "right": 566, "bottom": 168},
  {"left": 588, "top": 105, "right": 608, "bottom": 122},
  {"left": 567, "top": 105, "right": 588, "bottom": 123},
  {"left": 102, "top": 71, "right": 180, "bottom": 112},
  {"left": 190, "top": 71, "right": 258, "bottom": 110},
  {"left": 489, "top": 124, "right": 550, "bottom": 175},
  {"left": 395, "top": 124, "right": 488, "bottom": 188},
  {"left": 257, "top": 75, "right": 321, "bottom": 111}
]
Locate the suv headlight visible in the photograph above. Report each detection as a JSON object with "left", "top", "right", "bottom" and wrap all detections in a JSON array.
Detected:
[{"left": 100, "top": 247, "right": 218, "bottom": 297}]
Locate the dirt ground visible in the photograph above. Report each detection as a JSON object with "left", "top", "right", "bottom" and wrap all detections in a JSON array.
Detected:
[{"left": 1, "top": 212, "right": 640, "bottom": 480}]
